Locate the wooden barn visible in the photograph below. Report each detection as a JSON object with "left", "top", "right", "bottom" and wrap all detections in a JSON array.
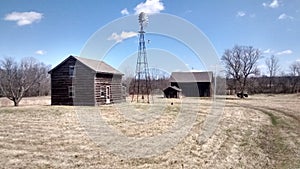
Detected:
[
  {"left": 48, "top": 55, "right": 124, "bottom": 106},
  {"left": 169, "top": 71, "right": 213, "bottom": 97}
]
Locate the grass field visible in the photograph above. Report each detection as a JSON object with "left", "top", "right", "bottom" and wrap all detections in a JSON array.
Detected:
[{"left": 0, "top": 94, "right": 299, "bottom": 168}]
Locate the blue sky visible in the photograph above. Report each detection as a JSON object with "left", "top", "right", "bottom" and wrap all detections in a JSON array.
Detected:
[{"left": 0, "top": 0, "right": 299, "bottom": 75}]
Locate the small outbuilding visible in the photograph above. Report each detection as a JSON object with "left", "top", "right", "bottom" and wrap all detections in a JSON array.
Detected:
[
  {"left": 48, "top": 55, "right": 124, "bottom": 106},
  {"left": 163, "top": 86, "right": 182, "bottom": 98},
  {"left": 169, "top": 71, "right": 213, "bottom": 97}
]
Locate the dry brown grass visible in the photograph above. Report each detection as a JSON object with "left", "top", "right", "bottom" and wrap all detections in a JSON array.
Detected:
[
  {"left": 0, "top": 96, "right": 50, "bottom": 107},
  {"left": 0, "top": 94, "right": 299, "bottom": 168}
]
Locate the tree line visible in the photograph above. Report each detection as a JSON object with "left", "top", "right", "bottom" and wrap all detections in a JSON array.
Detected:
[
  {"left": 122, "top": 67, "right": 170, "bottom": 95},
  {"left": 222, "top": 45, "right": 300, "bottom": 97}
]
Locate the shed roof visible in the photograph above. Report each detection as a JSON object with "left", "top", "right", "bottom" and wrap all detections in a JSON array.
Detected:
[
  {"left": 170, "top": 71, "right": 213, "bottom": 83},
  {"left": 49, "top": 55, "right": 123, "bottom": 75},
  {"left": 163, "top": 86, "right": 182, "bottom": 92}
]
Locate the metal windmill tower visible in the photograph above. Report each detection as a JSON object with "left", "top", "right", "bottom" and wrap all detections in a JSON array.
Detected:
[{"left": 131, "top": 12, "right": 151, "bottom": 103}]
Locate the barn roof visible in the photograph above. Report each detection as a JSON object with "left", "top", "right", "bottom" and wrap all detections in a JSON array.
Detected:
[
  {"left": 49, "top": 55, "right": 123, "bottom": 75},
  {"left": 170, "top": 71, "right": 213, "bottom": 83}
]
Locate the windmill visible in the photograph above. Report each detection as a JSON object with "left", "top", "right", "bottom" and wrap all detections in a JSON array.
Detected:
[{"left": 131, "top": 12, "right": 151, "bottom": 103}]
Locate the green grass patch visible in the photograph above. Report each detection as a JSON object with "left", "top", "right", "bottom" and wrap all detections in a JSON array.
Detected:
[
  {"left": 249, "top": 106, "right": 279, "bottom": 126},
  {"left": 258, "top": 110, "right": 278, "bottom": 126},
  {"left": 266, "top": 112, "right": 278, "bottom": 126}
]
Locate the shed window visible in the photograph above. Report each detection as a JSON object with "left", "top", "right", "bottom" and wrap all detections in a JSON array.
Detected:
[
  {"left": 69, "top": 86, "right": 75, "bottom": 98},
  {"left": 69, "top": 66, "right": 75, "bottom": 77}
]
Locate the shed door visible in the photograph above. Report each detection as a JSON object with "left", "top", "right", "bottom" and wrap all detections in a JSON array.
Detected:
[{"left": 106, "top": 86, "right": 110, "bottom": 104}]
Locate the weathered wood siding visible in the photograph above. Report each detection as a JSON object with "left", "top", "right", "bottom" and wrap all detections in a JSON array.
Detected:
[
  {"left": 94, "top": 73, "right": 123, "bottom": 105},
  {"left": 51, "top": 57, "right": 95, "bottom": 105},
  {"left": 171, "top": 82, "right": 211, "bottom": 97},
  {"left": 111, "top": 74, "right": 124, "bottom": 103},
  {"left": 73, "top": 62, "right": 95, "bottom": 106},
  {"left": 163, "top": 87, "right": 181, "bottom": 98}
]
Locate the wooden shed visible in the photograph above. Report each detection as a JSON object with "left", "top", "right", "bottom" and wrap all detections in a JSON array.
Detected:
[
  {"left": 169, "top": 71, "right": 213, "bottom": 97},
  {"left": 48, "top": 55, "right": 124, "bottom": 106},
  {"left": 163, "top": 86, "right": 182, "bottom": 98}
]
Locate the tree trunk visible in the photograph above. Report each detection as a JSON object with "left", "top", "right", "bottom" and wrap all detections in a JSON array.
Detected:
[
  {"left": 240, "top": 78, "right": 248, "bottom": 99},
  {"left": 269, "top": 77, "right": 272, "bottom": 92},
  {"left": 12, "top": 98, "right": 18, "bottom": 106},
  {"left": 233, "top": 79, "right": 237, "bottom": 93},
  {"left": 12, "top": 97, "right": 21, "bottom": 106},
  {"left": 13, "top": 100, "right": 19, "bottom": 106},
  {"left": 239, "top": 90, "right": 244, "bottom": 98}
]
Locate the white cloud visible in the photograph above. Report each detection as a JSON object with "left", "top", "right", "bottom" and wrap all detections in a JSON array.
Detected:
[
  {"left": 269, "top": 0, "right": 279, "bottom": 8},
  {"left": 236, "top": 11, "right": 246, "bottom": 17},
  {"left": 134, "top": 0, "right": 165, "bottom": 15},
  {"left": 263, "top": 49, "right": 293, "bottom": 56},
  {"left": 4, "top": 11, "right": 43, "bottom": 26},
  {"left": 107, "top": 31, "right": 138, "bottom": 43},
  {"left": 296, "top": 59, "right": 300, "bottom": 62},
  {"left": 35, "top": 50, "right": 46, "bottom": 55},
  {"left": 276, "top": 50, "right": 293, "bottom": 55},
  {"left": 236, "top": 11, "right": 256, "bottom": 18},
  {"left": 121, "top": 8, "right": 129, "bottom": 15},
  {"left": 278, "top": 13, "right": 294, "bottom": 20},
  {"left": 262, "top": 0, "right": 279, "bottom": 8},
  {"left": 263, "top": 49, "right": 273, "bottom": 54}
]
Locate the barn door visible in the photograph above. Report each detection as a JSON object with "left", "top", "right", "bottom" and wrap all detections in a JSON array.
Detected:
[{"left": 106, "top": 86, "right": 110, "bottom": 104}]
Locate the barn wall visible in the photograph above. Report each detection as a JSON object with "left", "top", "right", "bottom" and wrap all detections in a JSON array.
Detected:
[
  {"left": 51, "top": 58, "right": 95, "bottom": 106},
  {"left": 198, "top": 82, "right": 211, "bottom": 97},
  {"left": 171, "top": 82, "right": 211, "bottom": 97}
]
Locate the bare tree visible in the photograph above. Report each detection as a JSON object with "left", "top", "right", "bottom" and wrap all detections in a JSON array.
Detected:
[
  {"left": 0, "top": 57, "right": 48, "bottom": 106},
  {"left": 222, "top": 45, "right": 262, "bottom": 98},
  {"left": 290, "top": 61, "right": 300, "bottom": 76},
  {"left": 265, "top": 55, "right": 280, "bottom": 77},
  {"left": 121, "top": 66, "right": 135, "bottom": 95},
  {"left": 25, "top": 67, "right": 51, "bottom": 97},
  {"left": 149, "top": 67, "right": 170, "bottom": 91},
  {"left": 289, "top": 61, "right": 300, "bottom": 93},
  {"left": 265, "top": 55, "right": 280, "bottom": 92},
  {"left": 222, "top": 46, "right": 242, "bottom": 92}
]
